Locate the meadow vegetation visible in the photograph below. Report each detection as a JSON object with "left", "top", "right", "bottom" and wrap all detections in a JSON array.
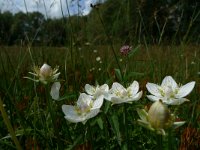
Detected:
[{"left": 0, "top": 0, "right": 200, "bottom": 149}]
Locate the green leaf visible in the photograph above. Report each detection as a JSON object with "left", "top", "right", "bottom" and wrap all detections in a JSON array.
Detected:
[
  {"left": 136, "top": 109, "right": 148, "bottom": 122},
  {"left": 97, "top": 117, "right": 104, "bottom": 130},
  {"left": 114, "top": 68, "right": 122, "bottom": 81},
  {"left": 67, "top": 134, "right": 83, "bottom": 150},
  {"left": 0, "top": 128, "right": 33, "bottom": 140},
  {"left": 104, "top": 101, "right": 111, "bottom": 114},
  {"left": 110, "top": 114, "right": 122, "bottom": 146}
]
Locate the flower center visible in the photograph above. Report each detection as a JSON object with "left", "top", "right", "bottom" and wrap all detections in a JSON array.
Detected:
[
  {"left": 127, "top": 89, "right": 132, "bottom": 97},
  {"left": 163, "top": 86, "right": 174, "bottom": 98},
  {"left": 76, "top": 99, "right": 93, "bottom": 115}
]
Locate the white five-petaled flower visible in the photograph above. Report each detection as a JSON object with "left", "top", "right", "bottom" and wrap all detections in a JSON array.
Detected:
[
  {"left": 137, "top": 100, "right": 185, "bottom": 135},
  {"left": 106, "top": 81, "right": 143, "bottom": 105},
  {"left": 62, "top": 93, "right": 104, "bottom": 124},
  {"left": 85, "top": 84, "right": 109, "bottom": 99},
  {"left": 26, "top": 63, "right": 60, "bottom": 84},
  {"left": 146, "top": 76, "right": 195, "bottom": 105}
]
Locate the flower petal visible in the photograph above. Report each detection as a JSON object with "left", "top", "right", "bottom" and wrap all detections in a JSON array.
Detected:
[
  {"left": 162, "top": 98, "right": 189, "bottom": 105},
  {"left": 50, "top": 82, "right": 61, "bottom": 100},
  {"left": 128, "top": 81, "right": 139, "bottom": 95},
  {"left": 124, "top": 91, "right": 143, "bottom": 103},
  {"left": 161, "top": 76, "right": 178, "bottom": 90},
  {"left": 146, "top": 83, "right": 162, "bottom": 97},
  {"left": 104, "top": 92, "right": 112, "bottom": 101},
  {"left": 77, "top": 93, "right": 92, "bottom": 108},
  {"left": 85, "top": 84, "right": 96, "bottom": 95},
  {"left": 131, "top": 91, "right": 143, "bottom": 101},
  {"left": 146, "top": 95, "right": 160, "bottom": 102},
  {"left": 110, "top": 97, "right": 123, "bottom": 104},
  {"left": 62, "top": 105, "right": 86, "bottom": 123},
  {"left": 175, "top": 81, "right": 195, "bottom": 98},
  {"left": 100, "top": 84, "right": 109, "bottom": 92},
  {"left": 110, "top": 82, "right": 126, "bottom": 94},
  {"left": 94, "top": 84, "right": 109, "bottom": 98},
  {"left": 92, "top": 95, "right": 104, "bottom": 109},
  {"left": 84, "top": 109, "right": 100, "bottom": 121}
]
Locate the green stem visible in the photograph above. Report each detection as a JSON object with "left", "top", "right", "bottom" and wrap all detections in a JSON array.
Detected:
[
  {"left": 33, "top": 97, "right": 37, "bottom": 150},
  {"left": 168, "top": 129, "right": 172, "bottom": 150},
  {"left": 156, "top": 134, "right": 163, "bottom": 150},
  {"left": 45, "top": 85, "right": 54, "bottom": 147},
  {"left": 45, "top": 85, "right": 61, "bottom": 148},
  {"left": 122, "top": 104, "right": 128, "bottom": 149},
  {"left": 0, "top": 98, "right": 22, "bottom": 150}
]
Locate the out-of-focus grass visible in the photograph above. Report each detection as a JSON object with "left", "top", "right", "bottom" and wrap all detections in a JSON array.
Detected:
[
  {"left": 1, "top": 45, "right": 199, "bottom": 78},
  {"left": 0, "top": 44, "right": 200, "bottom": 149}
]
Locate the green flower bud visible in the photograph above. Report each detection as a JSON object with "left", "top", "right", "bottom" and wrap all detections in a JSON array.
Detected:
[{"left": 148, "top": 100, "right": 172, "bottom": 129}]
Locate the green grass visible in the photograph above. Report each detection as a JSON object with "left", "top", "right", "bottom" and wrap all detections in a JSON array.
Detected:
[{"left": 0, "top": 44, "right": 200, "bottom": 149}]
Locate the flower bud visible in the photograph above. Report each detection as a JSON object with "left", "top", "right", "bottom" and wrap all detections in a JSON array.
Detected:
[
  {"left": 148, "top": 100, "right": 171, "bottom": 129},
  {"left": 40, "top": 63, "right": 52, "bottom": 78}
]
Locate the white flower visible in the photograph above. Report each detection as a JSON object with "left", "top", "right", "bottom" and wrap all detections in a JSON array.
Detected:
[
  {"left": 96, "top": 57, "right": 101, "bottom": 62},
  {"left": 62, "top": 93, "right": 104, "bottom": 124},
  {"left": 25, "top": 63, "right": 60, "bottom": 84},
  {"left": 85, "top": 84, "right": 109, "bottom": 99},
  {"left": 85, "top": 42, "right": 91, "bottom": 46},
  {"left": 146, "top": 76, "right": 195, "bottom": 105},
  {"left": 137, "top": 100, "right": 185, "bottom": 135},
  {"left": 50, "top": 82, "right": 61, "bottom": 100},
  {"left": 106, "top": 81, "right": 143, "bottom": 105},
  {"left": 93, "top": 49, "right": 98, "bottom": 53}
]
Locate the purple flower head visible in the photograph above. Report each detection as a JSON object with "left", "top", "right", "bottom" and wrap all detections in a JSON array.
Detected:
[{"left": 120, "top": 45, "right": 132, "bottom": 56}]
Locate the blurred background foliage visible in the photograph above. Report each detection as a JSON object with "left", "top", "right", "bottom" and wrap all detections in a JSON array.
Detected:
[{"left": 0, "top": 0, "right": 199, "bottom": 46}]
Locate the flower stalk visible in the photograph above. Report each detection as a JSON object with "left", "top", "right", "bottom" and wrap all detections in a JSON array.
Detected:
[{"left": 45, "top": 85, "right": 61, "bottom": 148}]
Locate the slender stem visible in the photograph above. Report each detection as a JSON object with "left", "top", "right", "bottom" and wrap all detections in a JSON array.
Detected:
[
  {"left": 0, "top": 98, "right": 23, "bottom": 150},
  {"left": 168, "top": 129, "right": 172, "bottom": 150},
  {"left": 156, "top": 134, "right": 163, "bottom": 150},
  {"left": 23, "top": 0, "right": 28, "bottom": 15},
  {"left": 104, "top": 114, "right": 110, "bottom": 149},
  {"left": 96, "top": 9, "right": 123, "bottom": 79},
  {"left": 123, "top": 104, "right": 128, "bottom": 149},
  {"left": 45, "top": 85, "right": 54, "bottom": 144},
  {"left": 87, "top": 122, "right": 93, "bottom": 148},
  {"left": 45, "top": 85, "right": 61, "bottom": 148}
]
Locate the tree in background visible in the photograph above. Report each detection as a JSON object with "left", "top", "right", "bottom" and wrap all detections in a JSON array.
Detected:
[
  {"left": 0, "top": 0, "right": 199, "bottom": 46},
  {"left": 0, "top": 11, "right": 13, "bottom": 45}
]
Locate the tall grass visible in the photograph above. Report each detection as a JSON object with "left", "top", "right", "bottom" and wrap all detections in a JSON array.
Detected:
[{"left": 0, "top": 0, "right": 200, "bottom": 149}]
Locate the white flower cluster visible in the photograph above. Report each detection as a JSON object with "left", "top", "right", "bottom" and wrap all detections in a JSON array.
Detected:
[
  {"left": 137, "top": 76, "right": 195, "bottom": 135},
  {"left": 25, "top": 65, "right": 196, "bottom": 134},
  {"left": 52, "top": 75, "right": 195, "bottom": 129},
  {"left": 61, "top": 81, "right": 143, "bottom": 124}
]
